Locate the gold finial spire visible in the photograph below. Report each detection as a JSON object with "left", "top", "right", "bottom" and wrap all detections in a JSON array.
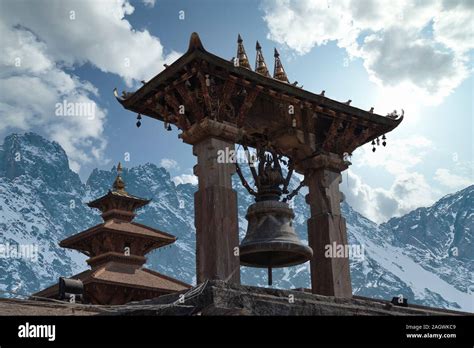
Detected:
[
  {"left": 255, "top": 41, "right": 270, "bottom": 77},
  {"left": 273, "top": 48, "right": 289, "bottom": 83},
  {"left": 112, "top": 162, "right": 126, "bottom": 192},
  {"left": 236, "top": 34, "right": 251, "bottom": 69}
]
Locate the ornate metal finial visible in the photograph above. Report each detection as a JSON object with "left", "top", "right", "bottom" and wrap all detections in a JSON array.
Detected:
[
  {"left": 235, "top": 146, "right": 305, "bottom": 202},
  {"left": 273, "top": 48, "right": 289, "bottom": 82},
  {"left": 112, "top": 162, "right": 126, "bottom": 192},
  {"left": 255, "top": 41, "right": 270, "bottom": 77},
  {"left": 236, "top": 34, "right": 251, "bottom": 69}
]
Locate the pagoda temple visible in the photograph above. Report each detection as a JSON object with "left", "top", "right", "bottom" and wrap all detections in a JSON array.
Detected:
[{"left": 34, "top": 163, "right": 190, "bottom": 305}]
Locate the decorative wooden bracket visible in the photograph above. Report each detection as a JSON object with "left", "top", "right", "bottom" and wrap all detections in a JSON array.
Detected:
[
  {"left": 174, "top": 82, "right": 205, "bottom": 122},
  {"left": 337, "top": 121, "right": 358, "bottom": 154},
  {"left": 164, "top": 90, "right": 190, "bottom": 130},
  {"left": 237, "top": 86, "right": 260, "bottom": 127},
  {"left": 346, "top": 126, "right": 377, "bottom": 154},
  {"left": 197, "top": 72, "right": 213, "bottom": 117},
  {"left": 217, "top": 76, "right": 237, "bottom": 120},
  {"left": 322, "top": 118, "right": 343, "bottom": 151}
]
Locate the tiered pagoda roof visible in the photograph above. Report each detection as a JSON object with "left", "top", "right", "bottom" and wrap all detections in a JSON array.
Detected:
[{"left": 34, "top": 163, "right": 190, "bottom": 304}]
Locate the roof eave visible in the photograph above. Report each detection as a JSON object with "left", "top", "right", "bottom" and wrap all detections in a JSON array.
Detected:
[{"left": 119, "top": 47, "right": 400, "bottom": 128}]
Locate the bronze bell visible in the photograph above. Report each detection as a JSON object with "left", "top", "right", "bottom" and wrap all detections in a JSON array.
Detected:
[
  {"left": 236, "top": 147, "right": 313, "bottom": 285},
  {"left": 240, "top": 200, "right": 313, "bottom": 268}
]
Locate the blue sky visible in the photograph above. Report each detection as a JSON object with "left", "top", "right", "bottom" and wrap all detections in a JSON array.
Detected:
[{"left": 0, "top": 0, "right": 472, "bottom": 222}]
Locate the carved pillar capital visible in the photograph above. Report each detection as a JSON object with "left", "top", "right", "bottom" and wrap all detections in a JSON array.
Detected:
[
  {"left": 301, "top": 153, "right": 347, "bottom": 217},
  {"left": 296, "top": 152, "right": 348, "bottom": 174},
  {"left": 179, "top": 118, "right": 243, "bottom": 145}
]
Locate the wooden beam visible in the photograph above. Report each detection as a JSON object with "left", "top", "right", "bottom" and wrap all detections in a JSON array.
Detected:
[
  {"left": 237, "top": 86, "right": 260, "bottom": 127},
  {"left": 301, "top": 106, "right": 311, "bottom": 146},
  {"left": 337, "top": 121, "right": 358, "bottom": 154},
  {"left": 276, "top": 92, "right": 301, "bottom": 106},
  {"left": 164, "top": 89, "right": 190, "bottom": 130},
  {"left": 197, "top": 72, "right": 213, "bottom": 116},
  {"left": 145, "top": 90, "right": 163, "bottom": 106},
  {"left": 172, "top": 71, "right": 195, "bottom": 86},
  {"left": 346, "top": 126, "right": 378, "bottom": 154},
  {"left": 174, "top": 82, "right": 205, "bottom": 122},
  {"left": 149, "top": 100, "right": 177, "bottom": 124},
  {"left": 322, "top": 118, "right": 343, "bottom": 151},
  {"left": 217, "top": 76, "right": 237, "bottom": 120}
]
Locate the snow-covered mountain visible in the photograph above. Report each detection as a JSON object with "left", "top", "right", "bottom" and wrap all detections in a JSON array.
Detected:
[{"left": 0, "top": 132, "right": 472, "bottom": 312}]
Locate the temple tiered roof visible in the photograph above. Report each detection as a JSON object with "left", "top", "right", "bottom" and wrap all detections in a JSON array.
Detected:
[{"left": 34, "top": 163, "right": 190, "bottom": 304}]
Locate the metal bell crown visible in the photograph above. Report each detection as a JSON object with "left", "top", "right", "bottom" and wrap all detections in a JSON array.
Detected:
[{"left": 236, "top": 147, "right": 313, "bottom": 281}]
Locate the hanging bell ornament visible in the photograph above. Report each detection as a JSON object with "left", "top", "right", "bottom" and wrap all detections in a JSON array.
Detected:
[
  {"left": 382, "top": 134, "right": 387, "bottom": 147},
  {"left": 167, "top": 124, "right": 172, "bottom": 131},
  {"left": 237, "top": 149, "right": 313, "bottom": 286},
  {"left": 376, "top": 137, "right": 380, "bottom": 146},
  {"left": 136, "top": 114, "right": 142, "bottom": 128},
  {"left": 240, "top": 200, "right": 313, "bottom": 269}
]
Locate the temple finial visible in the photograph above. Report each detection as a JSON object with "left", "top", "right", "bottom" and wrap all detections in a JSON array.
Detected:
[
  {"left": 112, "top": 162, "right": 126, "bottom": 192},
  {"left": 236, "top": 34, "right": 251, "bottom": 69},
  {"left": 255, "top": 41, "right": 270, "bottom": 77},
  {"left": 273, "top": 48, "right": 289, "bottom": 83},
  {"left": 187, "top": 32, "right": 205, "bottom": 52}
]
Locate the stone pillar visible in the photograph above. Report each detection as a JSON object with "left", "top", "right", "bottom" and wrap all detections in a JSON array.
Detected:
[
  {"left": 300, "top": 153, "right": 352, "bottom": 297},
  {"left": 192, "top": 137, "right": 240, "bottom": 284}
]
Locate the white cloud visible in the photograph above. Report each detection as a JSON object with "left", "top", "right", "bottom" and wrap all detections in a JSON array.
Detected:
[
  {"left": 0, "top": 22, "right": 107, "bottom": 172},
  {"left": 0, "top": 0, "right": 180, "bottom": 87},
  {"left": 172, "top": 174, "right": 198, "bottom": 186},
  {"left": 0, "top": 0, "right": 179, "bottom": 172},
  {"left": 434, "top": 1, "right": 474, "bottom": 54},
  {"left": 358, "top": 27, "right": 468, "bottom": 103},
  {"left": 355, "top": 135, "right": 433, "bottom": 176},
  {"left": 160, "top": 158, "right": 179, "bottom": 170},
  {"left": 262, "top": 0, "right": 473, "bottom": 104},
  {"left": 434, "top": 168, "right": 473, "bottom": 190},
  {"left": 343, "top": 170, "right": 438, "bottom": 223},
  {"left": 342, "top": 135, "right": 441, "bottom": 222},
  {"left": 262, "top": 0, "right": 356, "bottom": 55},
  {"left": 344, "top": 136, "right": 474, "bottom": 222}
]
